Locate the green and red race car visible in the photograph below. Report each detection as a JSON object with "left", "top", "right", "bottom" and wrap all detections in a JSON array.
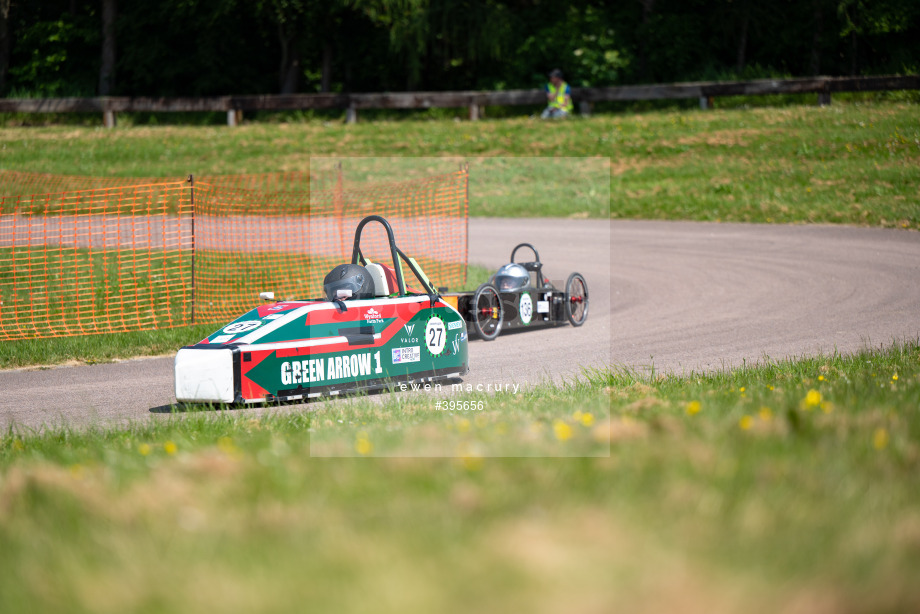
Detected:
[{"left": 175, "top": 215, "right": 468, "bottom": 404}]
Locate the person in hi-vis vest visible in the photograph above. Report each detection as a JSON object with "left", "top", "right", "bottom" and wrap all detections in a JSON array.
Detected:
[{"left": 541, "top": 68, "right": 572, "bottom": 119}]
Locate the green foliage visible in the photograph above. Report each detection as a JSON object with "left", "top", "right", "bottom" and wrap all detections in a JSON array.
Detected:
[
  {"left": 7, "top": 9, "right": 99, "bottom": 97},
  {"left": 518, "top": 5, "right": 626, "bottom": 87},
  {"left": 4, "top": 1, "right": 917, "bottom": 97}
]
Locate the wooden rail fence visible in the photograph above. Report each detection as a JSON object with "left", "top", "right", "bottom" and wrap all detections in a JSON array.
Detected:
[{"left": 0, "top": 75, "right": 916, "bottom": 127}]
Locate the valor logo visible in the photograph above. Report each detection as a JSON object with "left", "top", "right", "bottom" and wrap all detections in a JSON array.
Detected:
[
  {"left": 451, "top": 335, "right": 461, "bottom": 355},
  {"left": 399, "top": 324, "right": 418, "bottom": 343},
  {"left": 400, "top": 322, "right": 419, "bottom": 344}
]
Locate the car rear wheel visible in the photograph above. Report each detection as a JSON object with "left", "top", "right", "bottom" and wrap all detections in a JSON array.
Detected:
[
  {"left": 564, "top": 272, "right": 588, "bottom": 326},
  {"left": 472, "top": 283, "right": 503, "bottom": 341}
]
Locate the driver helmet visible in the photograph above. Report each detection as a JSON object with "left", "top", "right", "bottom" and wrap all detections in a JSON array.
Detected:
[
  {"left": 491, "top": 263, "right": 529, "bottom": 291},
  {"left": 323, "top": 263, "right": 375, "bottom": 301}
]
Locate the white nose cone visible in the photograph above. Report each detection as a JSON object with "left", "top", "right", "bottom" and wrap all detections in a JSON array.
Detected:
[{"left": 175, "top": 348, "right": 235, "bottom": 403}]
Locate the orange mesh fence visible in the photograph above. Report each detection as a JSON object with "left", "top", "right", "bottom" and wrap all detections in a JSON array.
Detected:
[
  {"left": 0, "top": 182, "right": 194, "bottom": 340},
  {"left": 0, "top": 168, "right": 467, "bottom": 340},
  {"left": 193, "top": 168, "right": 468, "bottom": 323}
]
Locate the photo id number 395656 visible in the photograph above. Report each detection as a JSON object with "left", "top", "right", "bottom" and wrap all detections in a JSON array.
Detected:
[{"left": 435, "top": 400, "right": 485, "bottom": 411}]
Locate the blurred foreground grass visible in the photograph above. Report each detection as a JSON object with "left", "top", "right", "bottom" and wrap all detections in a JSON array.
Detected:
[{"left": 1, "top": 341, "right": 918, "bottom": 613}]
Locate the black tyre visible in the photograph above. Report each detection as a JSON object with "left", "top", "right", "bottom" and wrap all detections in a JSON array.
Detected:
[
  {"left": 564, "top": 272, "right": 588, "bottom": 327},
  {"left": 471, "top": 283, "right": 503, "bottom": 341}
]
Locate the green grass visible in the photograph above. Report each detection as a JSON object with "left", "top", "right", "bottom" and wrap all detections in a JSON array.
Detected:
[
  {"left": 2, "top": 341, "right": 919, "bottom": 612},
  {"left": 2, "top": 100, "right": 917, "bottom": 225}
]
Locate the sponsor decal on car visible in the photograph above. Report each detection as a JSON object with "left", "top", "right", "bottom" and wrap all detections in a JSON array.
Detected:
[
  {"left": 223, "top": 320, "right": 262, "bottom": 334},
  {"left": 400, "top": 322, "right": 419, "bottom": 343},
  {"left": 425, "top": 316, "right": 447, "bottom": 356},
  {"left": 391, "top": 346, "right": 421, "bottom": 364},
  {"left": 448, "top": 320, "right": 463, "bottom": 330},
  {"left": 364, "top": 307, "right": 384, "bottom": 324},
  {"left": 519, "top": 293, "right": 533, "bottom": 325}
]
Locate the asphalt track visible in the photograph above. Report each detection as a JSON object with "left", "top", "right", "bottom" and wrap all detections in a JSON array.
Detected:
[{"left": 2, "top": 219, "right": 919, "bottom": 431}]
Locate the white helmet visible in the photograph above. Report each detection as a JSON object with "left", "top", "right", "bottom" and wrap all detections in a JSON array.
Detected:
[{"left": 491, "top": 263, "right": 529, "bottom": 291}]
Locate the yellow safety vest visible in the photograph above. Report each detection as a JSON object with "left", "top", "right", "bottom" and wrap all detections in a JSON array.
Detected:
[{"left": 548, "top": 81, "right": 573, "bottom": 113}]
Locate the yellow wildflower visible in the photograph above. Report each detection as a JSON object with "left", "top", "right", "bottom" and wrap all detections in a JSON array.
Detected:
[
  {"left": 138, "top": 443, "right": 151, "bottom": 456},
  {"left": 873, "top": 428, "right": 889, "bottom": 450},
  {"left": 164, "top": 441, "right": 178, "bottom": 455},
  {"left": 759, "top": 407, "right": 773, "bottom": 421},
  {"left": 686, "top": 401, "right": 702, "bottom": 416},
  {"left": 580, "top": 412, "right": 595, "bottom": 427},
  {"left": 355, "top": 433, "right": 373, "bottom": 456},
  {"left": 461, "top": 455, "right": 483, "bottom": 471},
  {"left": 803, "top": 389, "right": 822, "bottom": 409},
  {"left": 739, "top": 416, "right": 754, "bottom": 430},
  {"left": 553, "top": 420, "right": 573, "bottom": 441},
  {"left": 217, "top": 436, "right": 236, "bottom": 454}
]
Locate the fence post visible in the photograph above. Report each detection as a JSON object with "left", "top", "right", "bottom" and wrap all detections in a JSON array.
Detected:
[
  {"left": 103, "top": 110, "right": 116, "bottom": 128},
  {"left": 469, "top": 102, "right": 479, "bottom": 121},
  {"left": 818, "top": 92, "right": 832, "bottom": 106},
  {"left": 188, "top": 174, "right": 196, "bottom": 325},
  {"left": 346, "top": 103, "right": 357, "bottom": 124},
  {"left": 462, "top": 162, "right": 469, "bottom": 286}
]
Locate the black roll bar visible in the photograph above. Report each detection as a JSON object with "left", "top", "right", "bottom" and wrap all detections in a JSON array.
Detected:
[
  {"left": 510, "top": 242, "right": 545, "bottom": 287},
  {"left": 510, "top": 242, "right": 540, "bottom": 265},
  {"left": 350, "top": 215, "right": 437, "bottom": 298}
]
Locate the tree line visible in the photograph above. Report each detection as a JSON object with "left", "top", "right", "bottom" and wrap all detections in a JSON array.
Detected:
[{"left": 1, "top": 0, "right": 917, "bottom": 98}]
